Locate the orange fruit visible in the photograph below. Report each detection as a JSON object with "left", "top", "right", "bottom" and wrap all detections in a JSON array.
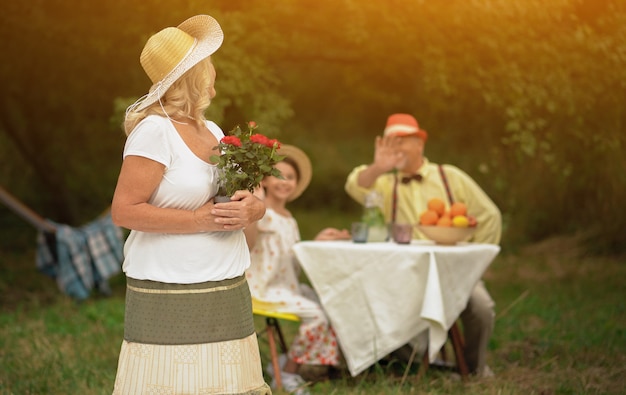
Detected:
[
  {"left": 436, "top": 215, "right": 452, "bottom": 227},
  {"left": 419, "top": 210, "right": 439, "bottom": 225},
  {"left": 427, "top": 198, "right": 446, "bottom": 217},
  {"left": 449, "top": 202, "right": 467, "bottom": 218}
]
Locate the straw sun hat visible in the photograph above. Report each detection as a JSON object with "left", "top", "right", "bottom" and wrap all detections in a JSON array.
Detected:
[
  {"left": 276, "top": 144, "right": 312, "bottom": 201},
  {"left": 130, "top": 15, "right": 224, "bottom": 112},
  {"left": 383, "top": 113, "right": 428, "bottom": 141}
]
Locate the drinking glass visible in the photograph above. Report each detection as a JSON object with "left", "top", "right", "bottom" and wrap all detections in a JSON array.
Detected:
[
  {"left": 392, "top": 223, "right": 413, "bottom": 244},
  {"left": 351, "top": 222, "right": 369, "bottom": 243}
]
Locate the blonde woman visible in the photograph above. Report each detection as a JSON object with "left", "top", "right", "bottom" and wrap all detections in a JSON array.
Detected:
[{"left": 111, "top": 15, "right": 270, "bottom": 394}]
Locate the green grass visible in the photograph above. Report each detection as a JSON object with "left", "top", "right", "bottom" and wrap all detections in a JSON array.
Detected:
[
  {"left": 1, "top": 229, "right": 625, "bottom": 394},
  {"left": 0, "top": 297, "right": 123, "bottom": 394}
]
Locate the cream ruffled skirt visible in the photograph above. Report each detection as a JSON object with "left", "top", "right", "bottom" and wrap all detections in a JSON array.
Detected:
[{"left": 112, "top": 335, "right": 271, "bottom": 394}]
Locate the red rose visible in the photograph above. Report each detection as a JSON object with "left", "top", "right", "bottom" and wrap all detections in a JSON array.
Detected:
[
  {"left": 248, "top": 121, "right": 257, "bottom": 128},
  {"left": 268, "top": 139, "right": 280, "bottom": 149},
  {"left": 221, "top": 136, "right": 242, "bottom": 147},
  {"left": 250, "top": 134, "right": 270, "bottom": 146}
]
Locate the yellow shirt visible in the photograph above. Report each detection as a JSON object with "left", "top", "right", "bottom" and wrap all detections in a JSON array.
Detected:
[{"left": 344, "top": 158, "right": 502, "bottom": 244}]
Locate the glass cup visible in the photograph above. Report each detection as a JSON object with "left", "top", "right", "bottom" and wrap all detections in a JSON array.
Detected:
[
  {"left": 392, "top": 223, "right": 413, "bottom": 244},
  {"left": 351, "top": 222, "right": 369, "bottom": 243}
]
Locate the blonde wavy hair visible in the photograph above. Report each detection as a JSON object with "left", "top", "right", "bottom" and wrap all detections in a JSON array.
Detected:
[{"left": 124, "top": 57, "right": 214, "bottom": 135}]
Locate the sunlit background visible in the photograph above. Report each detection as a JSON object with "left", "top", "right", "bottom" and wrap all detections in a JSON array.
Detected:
[{"left": 1, "top": 0, "right": 625, "bottom": 252}]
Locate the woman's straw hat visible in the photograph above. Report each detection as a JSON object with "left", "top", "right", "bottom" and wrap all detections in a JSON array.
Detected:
[
  {"left": 277, "top": 144, "right": 312, "bottom": 201},
  {"left": 131, "top": 15, "right": 224, "bottom": 112},
  {"left": 383, "top": 113, "right": 428, "bottom": 141}
]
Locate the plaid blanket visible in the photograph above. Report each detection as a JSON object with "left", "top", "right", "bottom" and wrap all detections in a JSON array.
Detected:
[{"left": 36, "top": 213, "right": 124, "bottom": 300}]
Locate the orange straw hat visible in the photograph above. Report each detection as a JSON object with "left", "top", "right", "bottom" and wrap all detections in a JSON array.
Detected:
[
  {"left": 128, "top": 15, "right": 224, "bottom": 112},
  {"left": 276, "top": 144, "right": 312, "bottom": 201},
  {"left": 383, "top": 113, "right": 428, "bottom": 141}
]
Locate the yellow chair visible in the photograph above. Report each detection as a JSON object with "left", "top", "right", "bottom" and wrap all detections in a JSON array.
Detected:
[{"left": 252, "top": 299, "right": 301, "bottom": 391}]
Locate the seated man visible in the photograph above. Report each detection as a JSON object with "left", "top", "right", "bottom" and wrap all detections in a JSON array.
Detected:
[{"left": 344, "top": 113, "right": 502, "bottom": 378}]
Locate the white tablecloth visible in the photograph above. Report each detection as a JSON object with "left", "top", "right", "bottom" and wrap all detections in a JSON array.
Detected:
[{"left": 292, "top": 240, "right": 500, "bottom": 376}]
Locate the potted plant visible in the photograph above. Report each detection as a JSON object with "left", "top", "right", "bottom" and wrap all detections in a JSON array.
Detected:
[{"left": 210, "top": 121, "right": 284, "bottom": 201}]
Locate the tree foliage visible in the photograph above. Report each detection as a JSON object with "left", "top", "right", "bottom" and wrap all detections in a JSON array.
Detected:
[{"left": 1, "top": 0, "right": 624, "bottom": 253}]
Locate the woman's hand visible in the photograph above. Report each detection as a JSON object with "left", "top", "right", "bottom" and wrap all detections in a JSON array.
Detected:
[
  {"left": 210, "top": 190, "right": 266, "bottom": 231},
  {"left": 252, "top": 185, "right": 265, "bottom": 200}
]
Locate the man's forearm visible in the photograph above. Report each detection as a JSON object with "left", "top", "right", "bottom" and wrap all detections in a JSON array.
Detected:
[{"left": 357, "top": 164, "right": 387, "bottom": 188}]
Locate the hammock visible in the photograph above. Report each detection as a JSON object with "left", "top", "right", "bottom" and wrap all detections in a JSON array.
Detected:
[{"left": 0, "top": 186, "right": 123, "bottom": 301}]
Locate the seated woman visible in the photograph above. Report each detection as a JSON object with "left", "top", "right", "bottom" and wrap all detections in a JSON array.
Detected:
[{"left": 244, "top": 144, "right": 350, "bottom": 395}]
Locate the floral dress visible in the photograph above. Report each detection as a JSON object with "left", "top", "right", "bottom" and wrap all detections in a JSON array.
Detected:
[{"left": 246, "top": 209, "right": 340, "bottom": 366}]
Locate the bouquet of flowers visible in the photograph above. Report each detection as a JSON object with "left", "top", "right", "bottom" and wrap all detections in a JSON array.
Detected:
[{"left": 210, "top": 121, "right": 284, "bottom": 198}]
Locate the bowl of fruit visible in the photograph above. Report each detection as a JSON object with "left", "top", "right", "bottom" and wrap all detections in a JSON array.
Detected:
[{"left": 416, "top": 199, "right": 477, "bottom": 245}]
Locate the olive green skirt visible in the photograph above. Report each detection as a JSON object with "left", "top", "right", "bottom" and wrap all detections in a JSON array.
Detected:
[{"left": 124, "top": 276, "right": 255, "bottom": 345}]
